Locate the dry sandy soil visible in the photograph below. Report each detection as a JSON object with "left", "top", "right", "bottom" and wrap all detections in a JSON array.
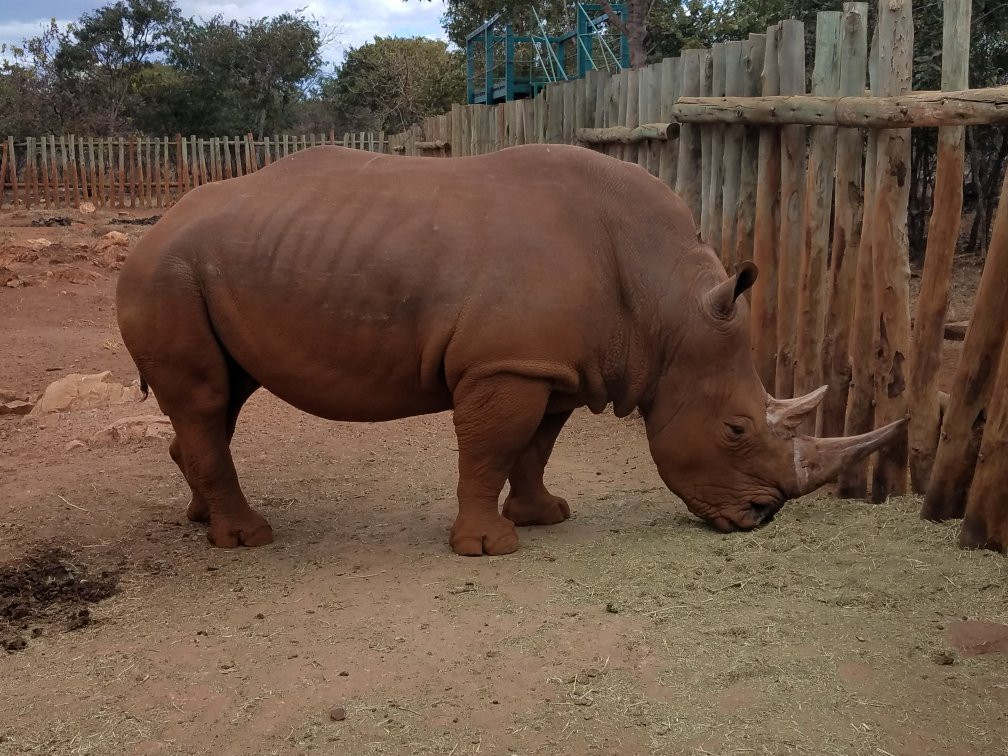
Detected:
[{"left": 1, "top": 209, "right": 1006, "bottom": 756}]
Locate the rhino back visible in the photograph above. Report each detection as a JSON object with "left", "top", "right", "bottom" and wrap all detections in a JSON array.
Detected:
[{"left": 122, "top": 145, "right": 689, "bottom": 420}]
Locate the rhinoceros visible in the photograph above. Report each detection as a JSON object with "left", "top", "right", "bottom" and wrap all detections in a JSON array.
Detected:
[{"left": 116, "top": 144, "right": 903, "bottom": 554}]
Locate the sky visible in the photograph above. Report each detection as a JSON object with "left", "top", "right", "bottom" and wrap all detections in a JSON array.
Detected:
[{"left": 0, "top": 0, "right": 449, "bottom": 65}]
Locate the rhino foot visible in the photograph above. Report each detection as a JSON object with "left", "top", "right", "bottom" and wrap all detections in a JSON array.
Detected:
[
  {"left": 502, "top": 492, "right": 570, "bottom": 527},
  {"left": 450, "top": 514, "right": 519, "bottom": 556},
  {"left": 186, "top": 496, "right": 210, "bottom": 524},
  {"left": 207, "top": 509, "right": 274, "bottom": 548}
]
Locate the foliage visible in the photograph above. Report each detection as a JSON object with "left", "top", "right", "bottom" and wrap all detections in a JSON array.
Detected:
[{"left": 323, "top": 37, "right": 465, "bottom": 133}]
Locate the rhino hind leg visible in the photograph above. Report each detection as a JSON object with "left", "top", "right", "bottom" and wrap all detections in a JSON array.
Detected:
[
  {"left": 450, "top": 375, "right": 555, "bottom": 556},
  {"left": 502, "top": 410, "right": 573, "bottom": 527},
  {"left": 169, "top": 367, "right": 260, "bottom": 525}
]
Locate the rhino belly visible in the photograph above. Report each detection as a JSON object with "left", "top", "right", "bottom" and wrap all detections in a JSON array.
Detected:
[{"left": 201, "top": 279, "right": 456, "bottom": 423}]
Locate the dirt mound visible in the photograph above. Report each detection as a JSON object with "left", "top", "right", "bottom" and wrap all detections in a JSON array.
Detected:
[
  {"left": 29, "top": 216, "right": 73, "bottom": 227},
  {"left": 1, "top": 546, "right": 120, "bottom": 653},
  {"left": 110, "top": 215, "right": 161, "bottom": 226}
]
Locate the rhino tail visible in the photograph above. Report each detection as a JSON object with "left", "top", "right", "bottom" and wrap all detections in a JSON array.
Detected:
[{"left": 138, "top": 374, "right": 149, "bottom": 401}]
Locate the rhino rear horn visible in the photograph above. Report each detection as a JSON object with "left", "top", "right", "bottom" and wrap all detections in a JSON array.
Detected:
[{"left": 707, "top": 261, "right": 758, "bottom": 319}]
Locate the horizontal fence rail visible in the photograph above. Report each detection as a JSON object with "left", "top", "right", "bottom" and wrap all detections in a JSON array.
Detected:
[{"left": 0, "top": 131, "right": 387, "bottom": 211}]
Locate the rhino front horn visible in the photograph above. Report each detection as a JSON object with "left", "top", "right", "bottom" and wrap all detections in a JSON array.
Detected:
[
  {"left": 788, "top": 418, "right": 908, "bottom": 497},
  {"left": 706, "top": 261, "right": 758, "bottom": 319},
  {"left": 766, "top": 385, "right": 828, "bottom": 436}
]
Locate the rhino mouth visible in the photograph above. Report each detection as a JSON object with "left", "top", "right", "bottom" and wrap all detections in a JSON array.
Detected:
[{"left": 710, "top": 497, "right": 785, "bottom": 533}]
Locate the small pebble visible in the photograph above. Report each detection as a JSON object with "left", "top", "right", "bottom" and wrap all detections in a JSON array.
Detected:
[
  {"left": 339, "top": 670, "right": 349, "bottom": 676},
  {"left": 330, "top": 706, "right": 346, "bottom": 721}
]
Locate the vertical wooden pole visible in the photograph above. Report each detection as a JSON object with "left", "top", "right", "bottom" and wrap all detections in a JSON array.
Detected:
[
  {"left": 77, "top": 135, "right": 89, "bottom": 204},
  {"left": 699, "top": 49, "right": 714, "bottom": 240},
  {"left": 39, "top": 137, "right": 50, "bottom": 208},
  {"left": 0, "top": 140, "right": 8, "bottom": 211},
  {"left": 176, "top": 135, "right": 186, "bottom": 196},
  {"left": 911, "top": 0, "right": 973, "bottom": 496},
  {"left": 959, "top": 173, "right": 1008, "bottom": 551},
  {"left": 751, "top": 25, "right": 782, "bottom": 392},
  {"left": 563, "top": 80, "right": 576, "bottom": 149},
  {"left": 24, "top": 138, "right": 35, "bottom": 210},
  {"left": 675, "top": 49, "right": 704, "bottom": 224},
  {"left": 774, "top": 20, "right": 807, "bottom": 398},
  {"left": 821, "top": 2, "right": 870, "bottom": 439},
  {"left": 162, "top": 136, "right": 170, "bottom": 205},
  {"left": 88, "top": 137, "right": 98, "bottom": 206},
  {"left": 129, "top": 136, "right": 139, "bottom": 209},
  {"left": 60, "top": 136, "right": 70, "bottom": 209},
  {"left": 870, "top": 0, "right": 914, "bottom": 502},
  {"left": 658, "top": 57, "right": 681, "bottom": 188},
  {"left": 69, "top": 135, "right": 81, "bottom": 207},
  {"left": 624, "top": 68, "right": 640, "bottom": 166},
  {"left": 152, "top": 138, "right": 161, "bottom": 208},
  {"left": 707, "top": 43, "right": 726, "bottom": 253},
  {"left": 198, "top": 138, "right": 209, "bottom": 185},
  {"left": 720, "top": 40, "right": 745, "bottom": 267},
  {"left": 8, "top": 137, "right": 19, "bottom": 209},
  {"left": 95, "top": 138, "right": 104, "bottom": 209},
  {"left": 735, "top": 35, "right": 765, "bottom": 267},
  {"left": 838, "top": 29, "right": 880, "bottom": 499},
  {"left": 925, "top": 157, "right": 1008, "bottom": 520},
  {"left": 793, "top": 11, "right": 842, "bottom": 433}
]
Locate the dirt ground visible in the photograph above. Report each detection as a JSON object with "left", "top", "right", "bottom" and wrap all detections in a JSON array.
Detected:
[{"left": 1, "top": 209, "right": 1006, "bottom": 756}]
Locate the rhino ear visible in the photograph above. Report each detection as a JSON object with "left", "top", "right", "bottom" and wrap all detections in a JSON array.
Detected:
[{"left": 706, "top": 261, "right": 758, "bottom": 319}]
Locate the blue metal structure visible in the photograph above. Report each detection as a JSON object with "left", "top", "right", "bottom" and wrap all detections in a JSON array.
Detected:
[{"left": 466, "top": 3, "right": 630, "bottom": 105}]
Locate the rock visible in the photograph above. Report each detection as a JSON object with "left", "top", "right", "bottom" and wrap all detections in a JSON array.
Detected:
[
  {"left": 944, "top": 321, "right": 969, "bottom": 341},
  {"left": 65, "top": 439, "right": 87, "bottom": 452},
  {"left": 29, "top": 371, "right": 141, "bottom": 416},
  {"left": 329, "top": 706, "right": 347, "bottom": 722},
  {"left": 23, "top": 238, "right": 53, "bottom": 252},
  {"left": 90, "top": 414, "right": 173, "bottom": 445},
  {"left": 0, "top": 388, "right": 29, "bottom": 403},
  {"left": 94, "top": 231, "right": 130, "bottom": 268},
  {"left": 79, "top": 202, "right": 96, "bottom": 214},
  {"left": 0, "top": 400, "right": 33, "bottom": 416}
]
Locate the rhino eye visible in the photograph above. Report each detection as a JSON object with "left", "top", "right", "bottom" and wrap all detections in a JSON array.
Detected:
[{"left": 726, "top": 422, "right": 746, "bottom": 437}]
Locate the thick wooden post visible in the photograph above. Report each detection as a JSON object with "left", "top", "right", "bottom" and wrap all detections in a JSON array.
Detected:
[
  {"left": 924, "top": 158, "right": 1008, "bottom": 520},
  {"left": 837, "top": 29, "right": 879, "bottom": 498},
  {"left": 750, "top": 25, "right": 782, "bottom": 392},
  {"left": 910, "top": 0, "right": 973, "bottom": 495},
  {"left": 774, "top": 20, "right": 807, "bottom": 398},
  {"left": 24, "top": 138, "right": 35, "bottom": 209},
  {"left": 676, "top": 50, "right": 704, "bottom": 223},
  {"left": 870, "top": 0, "right": 914, "bottom": 502},
  {"left": 735, "top": 36, "right": 764, "bottom": 267},
  {"left": 700, "top": 50, "right": 714, "bottom": 238},
  {"left": 706, "top": 43, "right": 726, "bottom": 249},
  {"left": 9, "top": 136, "right": 20, "bottom": 208},
  {"left": 658, "top": 57, "right": 681, "bottom": 188},
  {"left": 720, "top": 40, "right": 745, "bottom": 268},
  {"left": 821, "top": 2, "right": 870, "bottom": 439},
  {"left": 794, "top": 11, "right": 842, "bottom": 432},
  {"left": 0, "top": 140, "right": 8, "bottom": 211}
]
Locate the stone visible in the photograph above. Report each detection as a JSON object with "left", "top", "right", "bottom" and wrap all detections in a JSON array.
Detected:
[
  {"left": 29, "top": 371, "right": 141, "bottom": 416},
  {"left": 329, "top": 707, "right": 347, "bottom": 722},
  {"left": 94, "top": 231, "right": 130, "bottom": 268},
  {"left": 90, "top": 414, "right": 173, "bottom": 445},
  {"left": 78, "top": 202, "right": 96, "bottom": 214},
  {"left": 0, "top": 400, "right": 33, "bottom": 416},
  {"left": 943, "top": 321, "right": 969, "bottom": 341},
  {"left": 65, "top": 439, "right": 87, "bottom": 452},
  {"left": 23, "top": 238, "right": 53, "bottom": 252}
]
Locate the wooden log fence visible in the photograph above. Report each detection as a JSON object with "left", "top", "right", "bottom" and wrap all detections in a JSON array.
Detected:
[
  {"left": 1, "top": 1, "right": 1003, "bottom": 551},
  {"left": 0, "top": 131, "right": 388, "bottom": 211}
]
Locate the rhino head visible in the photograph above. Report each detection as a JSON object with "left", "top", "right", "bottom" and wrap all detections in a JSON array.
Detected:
[{"left": 641, "top": 258, "right": 904, "bottom": 532}]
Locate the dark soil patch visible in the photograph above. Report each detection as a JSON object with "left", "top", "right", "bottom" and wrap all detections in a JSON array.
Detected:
[
  {"left": 29, "top": 216, "right": 73, "bottom": 227},
  {"left": 110, "top": 215, "right": 161, "bottom": 226},
  {"left": 1, "top": 546, "right": 121, "bottom": 653}
]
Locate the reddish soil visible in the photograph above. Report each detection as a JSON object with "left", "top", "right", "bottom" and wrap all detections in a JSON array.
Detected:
[{"left": 1, "top": 208, "right": 1005, "bottom": 756}]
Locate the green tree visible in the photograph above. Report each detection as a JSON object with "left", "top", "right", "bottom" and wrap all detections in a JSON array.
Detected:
[
  {"left": 52, "top": 0, "right": 182, "bottom": 132},
  {"left": 324, "top": 36, "right": 464, "bottom": 133},
  {"left": 167, "top": 13, "right": 327, "bottom": 136}
]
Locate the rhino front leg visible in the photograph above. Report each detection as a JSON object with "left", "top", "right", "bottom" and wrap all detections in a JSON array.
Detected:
[
  {"left": 502, "top": 410, "right": 573, "bottom": 526},
  {"left": 450, "top": 375, "right": 553, "bottom": 556}
]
